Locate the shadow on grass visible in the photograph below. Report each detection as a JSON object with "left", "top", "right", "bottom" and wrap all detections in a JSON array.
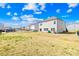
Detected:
[{"left": 58, "top": 32, "right": 76, "bottom": 34}]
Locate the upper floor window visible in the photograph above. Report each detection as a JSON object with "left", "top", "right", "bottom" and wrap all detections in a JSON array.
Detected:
[
  {"left": 40, "top": 23, "right": 42, "bottom": 26},
  {"left": 54, "top": 21, "right": 56, "bottom": 24}
]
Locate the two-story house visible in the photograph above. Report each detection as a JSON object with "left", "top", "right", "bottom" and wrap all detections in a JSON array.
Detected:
[{"left": 28, "top": 16, "right": 66, "bottom": 33}]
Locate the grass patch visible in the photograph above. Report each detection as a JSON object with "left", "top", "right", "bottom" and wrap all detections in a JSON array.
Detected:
[{"left": 0, "top": 32, "right": 78, "bottom": 56}]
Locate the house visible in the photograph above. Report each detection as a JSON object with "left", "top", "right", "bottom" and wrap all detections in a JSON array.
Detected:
[
  {"left": 0, "top": 23, "right": 15, "bottom": 32},
  {"left": 67, "top": 23, "right": 79, "bottom": 32},
  {"left": 0, "top": 23, "right": 4, "bottom": 31},
  {"left": 28, "top": 16, "right": 66, "bottom": 33},
  {"left": 28, "top": 23, "right": 39, "bottom": 31}
]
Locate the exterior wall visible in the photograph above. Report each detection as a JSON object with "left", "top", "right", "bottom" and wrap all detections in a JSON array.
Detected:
[
  {"left": 57, "top": 20, "right": 66, "bottom": 32},
  {"left": 38, "top": 20, "right": 57, "bottom": 33},
  {"left": 34, "top": 24, "right": 39, "bottom": 31},
  {"left": 29, "top": 25, "right": 35, "bottom": 31},
  {"left": 28, "top": 17, "right": 66, "bottom": 33},
  {"left": 29, "top": 24, "right": 39, "bottom": 31}
]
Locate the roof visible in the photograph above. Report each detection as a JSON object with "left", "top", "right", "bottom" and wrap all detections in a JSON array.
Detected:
[
  {"left": 40, "top": 16, "right": 63, "bottom": 23},
  {"left": 28, "top": 16, "right": 64, "bottom": 26}
]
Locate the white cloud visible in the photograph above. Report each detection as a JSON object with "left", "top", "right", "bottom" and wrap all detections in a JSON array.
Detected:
[
  {"left": 20, "top": 21, "right": 27, "bottom": 24},
  {"left": 68, "top": 3, "right": 78, "bottom": 8},
  {"left": 67, "top": 3, "right": 78, "bottom": 14},
  {"left": 0, "top": 3, "right": 6, "bottom": 8},
  {"left": 12, "top": 16, "right": 20, "bottom": 21},
  {"left": 75, "top": 20, "right": 79, "bottom": 23},
  {"left": 22, "top": 3, "right": 46, "bottom": 14},
  {"left": 7, "top": 5, "right": 11, "bottom": 9},
  {"left": 20, "top": 14, "right": 43, "bottom": 24},
  {"left": 56, "top": 9, "right": 60, "bottom": 13},
  {"left": 14, "top": 12, "right": 18, "bottom": 16},
  {"left": 21, "top": 15, "right": 35, "bottom": 22},
  {"left": 67, "top": 20, "right": 79, "bottom": 26},
  {"left": 62, "top": 15, "right": 69, "bottom": 18},
  {"left": 20, "top": 15, "right": 33, "bottom": 21},
  {"left": 34, "top": 11, "right": 42, "bottom": 14},
  {"left": 39, "top": 19, "right": 43, "bottom": 20},
  {"left": 11, "top": 14, "right": 43, "bottom": 26},
  {"left": 12, "top": 23, "right": 21, "bottom": 28},
  {"left": 6, "top": 12, "right": 11, "bottom": 16},
  {"left": 39, "top": 3, "right": 46, "bottom": 11},
  {"left": 20, "top": 21, "right": 31, "bottom": 26},
  {"left": 67, "top": 9, "right": 72, "bottom": 13},
  {"left": 22, "top": 3, "right": 39, "bottom": 11}
]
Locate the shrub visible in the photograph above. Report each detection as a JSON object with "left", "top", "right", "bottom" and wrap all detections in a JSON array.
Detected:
[
  {"left": 76, "top": 31, "right": 79, "bottom": 36},
  {"left": 66, "top": 28, "right": 68, "bottom": 32},
  {"left": 33, "top": 30, "right": 38, "bottom": 32},
  {"left": 48, "top": 30, "right": 51, "bottom": 33},
  {"left": 0, "top": 30, "right": 2, "bottom": 35},
  {"left": 0, "top": 32, "right": 2, "bottom": 35}
]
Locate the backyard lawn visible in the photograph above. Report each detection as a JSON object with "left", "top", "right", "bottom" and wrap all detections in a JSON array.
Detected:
[{"left": 0, "top": 32, "right": 79, "bottom": 56}]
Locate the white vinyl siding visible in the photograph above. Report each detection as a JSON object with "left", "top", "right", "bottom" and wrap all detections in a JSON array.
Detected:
[
  {"left": 39, "top": 20, "right": 57, "bottom": 32},
  {"left": 57, "top": 20, "right": 66, "bottom": 32},
  {"left": 29, "top": 17, "right": 66, "bottom": 33}
]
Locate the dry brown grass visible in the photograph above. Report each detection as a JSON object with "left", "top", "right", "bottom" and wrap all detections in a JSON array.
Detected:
[{"left": 0, "top": 32, "right": 79, "bottom": 56}]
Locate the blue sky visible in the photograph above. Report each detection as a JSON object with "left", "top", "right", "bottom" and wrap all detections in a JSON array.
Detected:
[{"left": 0, "top": 3, "right": 79, "bottom": 27}]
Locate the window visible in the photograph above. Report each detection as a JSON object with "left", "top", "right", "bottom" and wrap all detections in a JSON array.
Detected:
[
  {"left": 51, "top": 28, "right": 55, "bottom": 32},
  {"left": 54, "top": 21, "right": 56, "bottom": 24},
  {"left": 40, "top": 23, "right": 42, "bottom": 26},
  {"left": 44, "top": 28, "right": 48, "bottom": 31},
  {"left": 40, "top": 28, "right": 42, "bottom": 31}
]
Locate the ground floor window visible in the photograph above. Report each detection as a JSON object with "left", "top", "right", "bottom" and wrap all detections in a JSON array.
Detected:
[
  {"left": 51, "top": 28, "right": 55, "bottom": 32},
  {"left": 44, "top": 28, "right": 48, "bottom": 31}
]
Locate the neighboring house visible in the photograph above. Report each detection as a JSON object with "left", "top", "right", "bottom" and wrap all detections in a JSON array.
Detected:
[
  {"left": 0, "top": 23, "right": 15, "bottom": 32},
  {"left": 28, "top": 23, "right": 39, "bottom": 31},
  {"left": 67, "top": 23, "right": 79, "bottom": 32},
  {"left": 28, "top": 16, "right": 66, "bottom": 33},
  {"left": 0, "top": 23, "right": 4, "bottom": 30}
]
